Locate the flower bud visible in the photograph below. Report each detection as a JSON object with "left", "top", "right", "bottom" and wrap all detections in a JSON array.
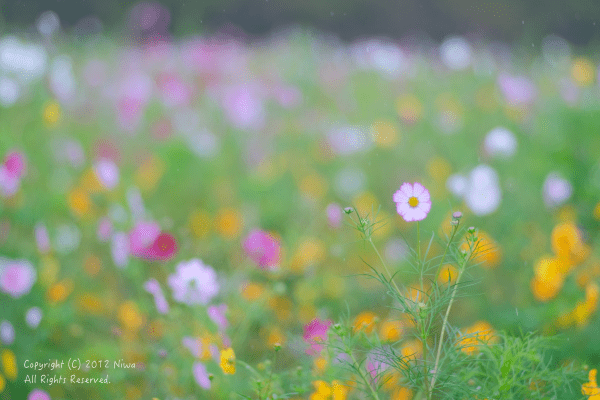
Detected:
[{"left": 452, "top": 211, "right": 463, "bottom": 219}]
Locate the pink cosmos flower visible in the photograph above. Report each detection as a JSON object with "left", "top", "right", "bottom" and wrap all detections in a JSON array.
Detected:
[
  {"left": 303, "top": 318, "right": 332, "bottom": 356},
  {"left": 35, "top": 223, "right": 50, "bottom": 253},
  {"left": 168, "top": 259, "right": 219, "bottom": 305},
  {"left": 393, "top": 182, "right": 431, "bottom": 222},
  {"left": 0, "top": 260, "right": 36, "bottom": 298},
  {"left": 193, "top": 362, "right": 211, "bottom": 389},
  {"left": 243, "top": 229, "right": 281, "bottom": 269},
  {"left": 28, "top": 389, "right": 51, "bottom": 400},
  {"left": 94, "top": 158, "right": 119, "bottom": 189},
  {"left": 128, "top": 221, "right": 176, "bottom": 261},
  {"left": 4, "top": 151, "right": 26, "bottom": 178},
  {"left": 208, "top": 304, "right": 228, "bottom": 330},
  {"left": 497, "top": 73, "right": 537, "bottom": 106},
  {"left": 144, "top": 278, "right": 169, "bottom": 314},
  {"left": 97, "top": 217, "right": 113, "bottom": 242},
  {"left": 326, "top": 203, "right": 343, "bottom": 228}
]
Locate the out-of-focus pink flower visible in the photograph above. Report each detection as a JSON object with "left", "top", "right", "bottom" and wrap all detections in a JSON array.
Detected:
[
  {"left": 151, "top": 118, "right": 172, "bottom": 140},
  {"left": 129, "top": 222, "right": 177, "bottom": 261},
  {"left": 28, "top": 389, "right": 51, "bottom": 400},
  {"left": 97, "top": 217, "right": 112, "bottom": 242},
  {"left": 94, "top": 158, "right": 119, "bottom": 189},
  {"left": 129, "top": 221, "right": 161, "bottom": 257},
  {"left": 4, "top": 151, "right": 26, "bottom": 178},
  {"left": 497, "top": 73, "right": 537, "bottom": 105},
  {"left": 326, "top": 203, "right": 343, "bottom": 228},
  {"left": 111, "top": 232, "right": 129, "bottom": 269},
  {"left": 35, "top": 223, "right": 50, "bottom": 253},
  {"left": 168, "top": 259, "right": 219, "bottom": 305},
  {"left": 144, "top": 278, "right": 169, "bottom": 314},
  {"left": 208, "top": 304, "right": 228, "bottom": 330},
  {"left": 1, "top": 320, "right": 15, "bottom": 344},
  {"left": 193, "top": 362, "right": 211, "bottom": 389},
  {"left": 182, "top": 336, "right": 202, "bottom": 358},
  {"left": 274, "top": 85, "right": 302, "bottom": 108},
  {"left": 243, "top": 229, "right": 281, "bottom": 269},
  {"left": 0, "top": 259, "right": 36, "bottom": 298},
  {"left": 157, "top": 73, "right": 191, "bottom": 108},
  {"left": 0, "top": 150, "right": 26, "bottom": 197},
  {"left": 303, "top": 318, "right": 332, "bottom": 356},
  {"left": 222, "top": 83, "right": 265, "bottom": 131},
  {"left": 543, "top": 172, "right": 572, "bottom": 209}
]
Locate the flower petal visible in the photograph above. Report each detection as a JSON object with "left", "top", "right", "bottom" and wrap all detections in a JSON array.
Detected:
[
  {"left": 393, "top": 189, "right": 409, "bottom": 204},
  {"left": 399, "top": 182, "right": 413, "bottom": 197}
]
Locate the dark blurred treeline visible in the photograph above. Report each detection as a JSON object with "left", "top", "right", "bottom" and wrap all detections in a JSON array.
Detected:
[{"left": 0, "top": 0, "right": 599, "bottom": 44}]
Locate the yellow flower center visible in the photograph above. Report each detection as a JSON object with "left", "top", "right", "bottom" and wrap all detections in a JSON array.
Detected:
[{"left": 408, "top": 197, "right": 419, "bottom": 208}]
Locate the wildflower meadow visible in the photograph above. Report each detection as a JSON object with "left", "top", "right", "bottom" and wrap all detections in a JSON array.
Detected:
[{"left": 2, "top": 6, "right": 600, "bottom": 400}]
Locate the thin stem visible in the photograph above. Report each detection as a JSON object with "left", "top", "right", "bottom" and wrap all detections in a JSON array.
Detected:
[
  {"left": 417, "top": 221, "right": 422, "bottom": 289},
  {"left": 261, "top": 351, "right": 277, "bottom": 400},
  {"left": 434, "top": 224, "right": 459, "bottom": 280},
  {"left": 428, "top": 263, "right": 465, "bottom": 399},
  {"left": 368, "top": 238, "right": 402, "bottom": 297},
  {"left": 349, "top": 350, "right": 381, "bottom": 400}
]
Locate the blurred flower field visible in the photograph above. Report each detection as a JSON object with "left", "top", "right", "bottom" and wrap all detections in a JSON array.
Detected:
[{"left": 1, "top": 20, "right": 600, "bottom": 399}]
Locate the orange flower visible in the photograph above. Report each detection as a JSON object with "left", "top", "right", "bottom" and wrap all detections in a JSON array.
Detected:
[
  {"left": 352, "top": 311, "right": 377, "bottom": 334},
  {"left": 582, "top": 369, "right": 600, "bottom": 398},
  {"left": 458, "top": 321, "right": 496, "bottom": 355}
]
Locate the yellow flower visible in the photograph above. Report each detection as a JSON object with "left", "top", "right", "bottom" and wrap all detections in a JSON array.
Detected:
[
  {"left": 241, "top": 282, "right": 264, "bottom": 301},
  {"left": 310, "top": 380, "right": 348, "bottom": 400},
  {"left": 582, "top": 369, "right": 600, "bottom": 398},
  {"left": 438, "top": 264, "right": 458, "bottom": 285},
  {"left": 47, "top": 279, "right": 74, "bottom": 303},
  {"left": 189, "top": 210, "right": 211, "bottom": 238},
  {"left": 462, "top": 231, "right": 501, "bottom": 268},
  {"left": 551, "top": 222, "right": 588, "bottom": 267},
  {"left": 1, "top": 350, "right": 17, "bottom": 380},
  {"left": 370, "top": 120, "right": 399, "bottom": 147},
  {"left": 135, "top": 155, "right": 165, "bottom": 192},
  {"left": 118, "top": 301, "right": 144, "bottom": 332},
  {"left": 391, "top": 387, "right": 414, "bottom": 400},
  {"left": 458, "top": 321, "right": 496, "bottom": 355},
  {"left": 291, "top": 238, "right": 325, "bottom": 271},
  {"left": 0, "top": 373, "right": 5, "bottom": 393},
  {"left": 352, "top": 311, "right": 377, "bottom": 334},
  {"left": 380, "top": 319, "right": 403, "bottom": 342},
  {"left": 220, "top": 348, "right": 236, "bottom": 374},
  {"left": 571, "top": 58, "right": 595, "bottom": 87},
  {"left": 43, "top": 100, "right": 61, "bottom": 127},
  {"left": 68, "top": 187, "right": 91, "bottom": 216},
  {"left": 215, "top": 208, "right": 243, "bottom": 239},
  {"left": 531, "top": 256, "right": 565, "bottom": 302}
]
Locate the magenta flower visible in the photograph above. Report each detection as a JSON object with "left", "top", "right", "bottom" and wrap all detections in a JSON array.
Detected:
[
  {"left": 144, "top": 278, "right": 169, "bottom": 314},
  {"left": 168, "top": 259, "right": 219, "bottom": 305},
  {"left": 303, "top": 318, "right": 332, "bottom": 356},
  {"left": 4, "top": 151, "right": 26, "bottom": 178},
  {"left": 129, "top": 221, "right": 177, "bottom": 261},
  {"left": 0, "top": 259, "right": 36, "bottom": 298},
  {"left": 193, "top": 362, "right": 211, "bottom": 389},
  {"left": 243, "top": 229, "right": 281, "bottom": 269},
  {"left": 28, "top": 389, "right": 51, "bottom": 400},
  {"left": 393, "top": 182, "right": 431, "bottom": 222}
]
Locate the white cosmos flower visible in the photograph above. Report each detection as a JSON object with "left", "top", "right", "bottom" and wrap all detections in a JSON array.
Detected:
[{"left": 393, "top": 182, "right": 431, "bottom": 222}]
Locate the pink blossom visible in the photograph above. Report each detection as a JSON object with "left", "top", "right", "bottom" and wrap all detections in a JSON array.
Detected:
[
  {"left": 222, "top": 83, "right": 265, "bottom": 131},
  {"left": 4, "top": 151, "right": 26, "bottom": 178},
  {"left": 144, "top": 278, "right": 169, "bottom": 314},
  {"left": 156, "top": 73, "right": 191, "bottom": 108},
  {"left": 97, "top": 217, "right": 112, "bottom": 242},
  {"left": 303, "top": 318, "right": 332, "bottom": 356},
  {"left": 168, "top": 259, "right": 219, "bottom": 305},
  {"left": 35, "top": 223, "right": 50, "bottom": 253},
  {"left": 129, "top": 221, "right": 161, "bottom": 257},
  {"left": 94, "top": 158, "right": 120, "bottom": 189},
  {"left": 243, "top": 229, "right": 281, "bottom": 269},
  {"left": 393, "top": 182, "right": 431, "bottom": 222},
  {"left": 326, "top": 203, "right": 343, "bottom": 228},
  {"left": 208, "top": 304, "right": 228, "bottom": 330},
  {"left": 0, "top": 260, "right": 36, "bottom": 298},
  {"left": 497, "top": 73, "right": 537, "bottom": 106},
  {"left": 28, "top": 389, "right": 51, "bottom": 400},
  {"left": 193, "top": 362, "right": 211, "bottom": 389}
]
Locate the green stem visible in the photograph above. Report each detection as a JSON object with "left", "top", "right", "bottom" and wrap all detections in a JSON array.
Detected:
[
  {"left": 261, "top": 351, "right": 277, "bottom": 400},
  {"left": 428, "top": 260, "right": 466, "bottom": 399},
  {"left": 349, "top": 350, "right": 381, "bottom": 400},
  {"left": 434, "top": 224, "right": 459, "bottom": 281},
  {"left": 368, "top": 238, "right": 402, "bottom": 297}
]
